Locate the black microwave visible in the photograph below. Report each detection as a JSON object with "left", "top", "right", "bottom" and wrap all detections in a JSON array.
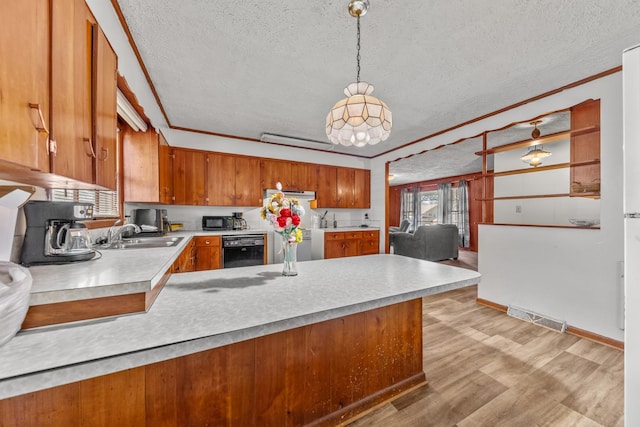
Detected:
[{"left": 202, "top": 216, "right": 234, "bottom": 231}]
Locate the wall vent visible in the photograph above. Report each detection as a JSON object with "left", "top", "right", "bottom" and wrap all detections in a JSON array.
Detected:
[{"left": 506, "top": 305, "right": 567, "bottom": 333}]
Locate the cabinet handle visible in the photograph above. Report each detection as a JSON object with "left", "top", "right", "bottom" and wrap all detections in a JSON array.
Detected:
[
  {"left": 205, "top": 240, "right": 210, "bottom": 245},
  {"left": 28, "top": 103, "right": 49, "bottom": 135},
  {"left": 84, "top": 138, "right": 96, "bottom": 158},
  {"left": 98, "top": 147, "right": 109, "bottom": 161},
  {"left": 48, "top": 139, "right": 57, "bottom": 156}
]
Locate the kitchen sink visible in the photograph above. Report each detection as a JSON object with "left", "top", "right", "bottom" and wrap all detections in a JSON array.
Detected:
[{"left": 99, "top": 236, "right": 184, "bottom": 250}]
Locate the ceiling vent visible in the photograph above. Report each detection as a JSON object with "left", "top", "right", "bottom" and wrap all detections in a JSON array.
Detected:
[{"left": 260, "top": 133, "right": 334, "bottom": 151}]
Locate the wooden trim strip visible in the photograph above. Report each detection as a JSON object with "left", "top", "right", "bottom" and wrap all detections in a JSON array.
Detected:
[
  {"left": 477, "top": 298, "right": 623, "bottom": 350},
  {"left": 475, "top": 125, "right": 599, "bottom": 156},
  {"left": 489, "top": 160, "right": 600, "bottom": 177},
  {"left": 373, "top": 67, "right": 620, "bottom": 159},
  {"left": 110, "top": 0, "right": 171, "bottom": 126},
  {"left": 566, "top": 325, "right": 624, "bottom": 350},
  {"left": 484, "top": 192, "right": 600, "bottom": 201},
  {"left": 476, "top": 298, "right": 508, "bottom": 312},
  {"left": 22, "top": 293, "right": 146, "bottom": 329}
]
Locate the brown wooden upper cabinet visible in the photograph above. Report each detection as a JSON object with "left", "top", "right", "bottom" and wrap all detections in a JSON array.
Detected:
[
  {"left": 317, "top": 166, "right": 370, "bottom": 209},
  {"left": 92, "top": 26, "right": 118, "bottom": 190},
  {"left": 570, "top": 99, "right": 600, "bottom": 195},
  {"left": 261, "top": 159, "right": 292, "bottom": 190},
  {"left": 173, "top": 148, "right": 207, "bottom": 206},
  {"left": 0, "top": 0, "right": 118, "bottom": 190},
  {"left": 122, "top": 129, "right": 172, "bottom": 204},
  {"left": 50, "top": 0, "right": 96, "bottom": 184},
  {"left": 0, "top": 0, "right": 51, "bottom": 173},
  {"left": 209, "top": 153, "right": 261, "bottom": 206},
  {"left": 316, "top": 165, "right": 338, "bottom": 207}
]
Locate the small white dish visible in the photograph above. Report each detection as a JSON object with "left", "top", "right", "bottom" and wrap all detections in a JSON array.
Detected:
[{"left": 569, "top": 218, "right": 600, "bottom": 227}]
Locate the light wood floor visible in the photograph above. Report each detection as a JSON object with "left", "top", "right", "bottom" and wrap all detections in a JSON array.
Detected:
[{"left": 348, "top": 252, "right": 624, "bottom": 427}]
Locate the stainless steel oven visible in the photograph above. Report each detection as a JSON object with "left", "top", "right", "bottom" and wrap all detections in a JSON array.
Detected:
[{"left": 222, "top": 235, "right": 265, "bottom": 268}]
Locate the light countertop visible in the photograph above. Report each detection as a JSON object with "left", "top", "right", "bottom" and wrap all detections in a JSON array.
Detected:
[
  {"left": 26, "top": 230, "right": 270, "bottom": 305},
  {"left": 0, "top": 255, "right": 480, "bottom": 399}
]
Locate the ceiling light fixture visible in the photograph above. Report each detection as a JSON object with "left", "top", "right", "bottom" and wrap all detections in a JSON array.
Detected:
[
  {"left": 521, "top": 121, "right": 551, "bottom": 167},
  {"left": 326, "top": 0, "right": 392, "bottom": 147}
]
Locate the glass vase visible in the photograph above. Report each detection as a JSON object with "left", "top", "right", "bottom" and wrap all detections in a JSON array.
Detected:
[{"left": 282, "top": 241, "right": 298, "bottom": 276}]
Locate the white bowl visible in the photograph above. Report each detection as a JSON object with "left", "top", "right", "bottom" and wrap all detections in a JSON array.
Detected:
[{"left": 569, "top": 218, "right": 600, "bottom": 227}]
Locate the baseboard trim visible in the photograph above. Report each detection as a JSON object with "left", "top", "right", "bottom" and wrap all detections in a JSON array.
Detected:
[
  {"left": 566, "top": 325, "right": 624, "bottom": 350},
  {"left": 476, "top": 297, "right": 507, "bottom": 312},
  {"left": 475, "top": 298, "right": 624, "bottom": 351}
]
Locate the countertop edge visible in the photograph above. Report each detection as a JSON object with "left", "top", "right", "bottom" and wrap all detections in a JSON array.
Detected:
[{"left": 0, "top": 267, "right": 479, "bottom": 399}]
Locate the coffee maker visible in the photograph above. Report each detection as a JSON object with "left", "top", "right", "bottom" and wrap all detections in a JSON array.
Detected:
[
  {"left": 232, "top": 212, "right": 247, "bottom": 230},
  {"left": 21, "top": 201, "right": 95, "bottom": 266}
]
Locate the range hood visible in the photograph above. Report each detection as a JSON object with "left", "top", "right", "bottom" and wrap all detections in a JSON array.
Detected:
[{"left": 264, "top": 189, "right": 316, "bottom": 200}]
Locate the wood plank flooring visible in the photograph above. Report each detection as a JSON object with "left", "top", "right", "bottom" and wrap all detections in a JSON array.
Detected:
[{"left": 347, "top": 252, "right": 623, "bottom": 427}]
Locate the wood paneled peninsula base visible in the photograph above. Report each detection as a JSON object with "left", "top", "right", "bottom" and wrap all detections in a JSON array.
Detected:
[{"left": 0, "top": 255, "right": 480, "bottom": 426}]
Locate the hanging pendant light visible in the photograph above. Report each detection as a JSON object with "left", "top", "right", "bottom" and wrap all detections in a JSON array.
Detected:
[
  {"left": 326, "top": 0, "right": 392, "bottom": 147},
  {"left": 521, "top": 121, "right": 551, "bottom": 167}
]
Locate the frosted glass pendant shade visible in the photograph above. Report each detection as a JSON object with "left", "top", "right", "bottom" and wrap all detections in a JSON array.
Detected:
[{"left": 325, "top": 82, "right": 392, "bottom": 147}]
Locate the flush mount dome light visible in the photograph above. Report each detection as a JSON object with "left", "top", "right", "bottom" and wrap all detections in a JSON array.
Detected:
[{"left": 326, "top": 0, "right": 392, "bottom": 147}]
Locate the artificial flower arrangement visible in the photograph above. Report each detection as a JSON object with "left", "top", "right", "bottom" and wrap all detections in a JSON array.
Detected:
[{"left": 260, "top": 182, "right": 305, "bottom": 243}]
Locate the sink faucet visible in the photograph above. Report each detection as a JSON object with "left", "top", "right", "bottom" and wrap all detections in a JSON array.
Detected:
[{"left": 107, "top": 221, "right": 141, "bottom": 244}]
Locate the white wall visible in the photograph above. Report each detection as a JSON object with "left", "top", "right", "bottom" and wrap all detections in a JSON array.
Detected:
[
  {"left": 374, "top": 72, "right": 624, "bottom": 342},
  {"left": 493, "top": 139, "right": 601, "bottom": 225}
]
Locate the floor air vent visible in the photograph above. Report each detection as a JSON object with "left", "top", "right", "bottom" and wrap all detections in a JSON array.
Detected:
[{"left": 506, "top": 305, "right": 567, "bottom": 333}]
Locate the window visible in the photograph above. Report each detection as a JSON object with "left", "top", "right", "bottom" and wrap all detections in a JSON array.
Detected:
[
  {"left": 402, "top": 185, "right": 463, "bottom": 226},
  {"left": 418, "top": 190, "right": 438, "bottom": 226},
  {"left": 50, "top": 189, "right": 119, "bottom": 218},
  {"left": 401, "top": 189, "right": 415, "bottom": 226}
]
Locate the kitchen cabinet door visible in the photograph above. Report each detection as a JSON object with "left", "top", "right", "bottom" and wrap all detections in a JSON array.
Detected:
[
  {"left": 50, "top": 0, "right": 95, "bottom": 183},
  {"left": 0, "top": 0, "right": 50, "bottom": 172},
  {"left": 353, "top": 169, "right": 370, "bottom": 208},
  {"left": 207, "top": 152, "right": 235, "bottom": 206},
  {"left": 261, "top": 159, "right": 291, "bottom": 190},
  {"left": 172, "top": 240, "right": 195, "bottom": 273},
  {"left": 122, "top": 127, "right": 159, "bottom": 202},
  {"left": 324, "top": 239, "right": 345, "bottom": 259},
  {"left": 173, "top": 148, "right": 207, "bottom": 205},
  {"left": 570, "top": 99, "right": 600, "bottom": 195},
  {"left": 235, "top": 156, "right": 261, "bottom": 206},
  {"left": 92, "top": 26, "right": 118, "bottom": 190},
  {"left": 289, "top": 163, "right": 315, "bottom": 191},
  {"left": 359, "top": 230, "right": 379, "bottom": 255},
  {"left": 158, "top": 136, "right": 173, "bottom": 204},
  {"left": 316, "top": 165, "right": 337, "bottom": 207},
  {"left": 194, "top": 236, "right": 221, "bottom": 271},
  {"left": 336, "top": 167, "right": 355, "bottom": 208}
]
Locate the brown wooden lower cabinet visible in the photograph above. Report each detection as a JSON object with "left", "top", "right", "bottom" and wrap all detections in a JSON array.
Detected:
[
  {"left": 325, "top": 230, "right": 380, "bottom": 259},
  {"left": 1, "top": 299, "right": 424, "bottom": 426},
  {"left": 194, "top": 235, "right": 221, "bottom": 271}
]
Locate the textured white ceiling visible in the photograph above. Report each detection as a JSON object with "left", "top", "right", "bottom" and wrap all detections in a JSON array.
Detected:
[{"left": 116, "top": 1, "right": 640, "bottom": 162}]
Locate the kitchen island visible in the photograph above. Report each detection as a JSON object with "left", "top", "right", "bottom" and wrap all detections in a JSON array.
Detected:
[{"left": 0, "top": 255, "right": 480, "bottom": 426}]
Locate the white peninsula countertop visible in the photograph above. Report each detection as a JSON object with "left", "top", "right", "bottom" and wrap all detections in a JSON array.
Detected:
[
  {"left": 0, "top": 255, "right": 480, "bottom": 399},
  {"left": 26, "top": 229, "right": 270, "bottom": 305}
]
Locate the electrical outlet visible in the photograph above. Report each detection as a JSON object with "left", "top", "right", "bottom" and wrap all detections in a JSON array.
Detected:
[{"left": 515, "top": 205, "right": 522, "bottom": 213}]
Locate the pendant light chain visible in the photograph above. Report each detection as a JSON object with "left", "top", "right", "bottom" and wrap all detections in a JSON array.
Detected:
[
  {"left": 356, "top": 14, "right": 361, "bottom": 83},
  {"left": 326, "top": 0, "right": 392, "bottom": 147}
]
